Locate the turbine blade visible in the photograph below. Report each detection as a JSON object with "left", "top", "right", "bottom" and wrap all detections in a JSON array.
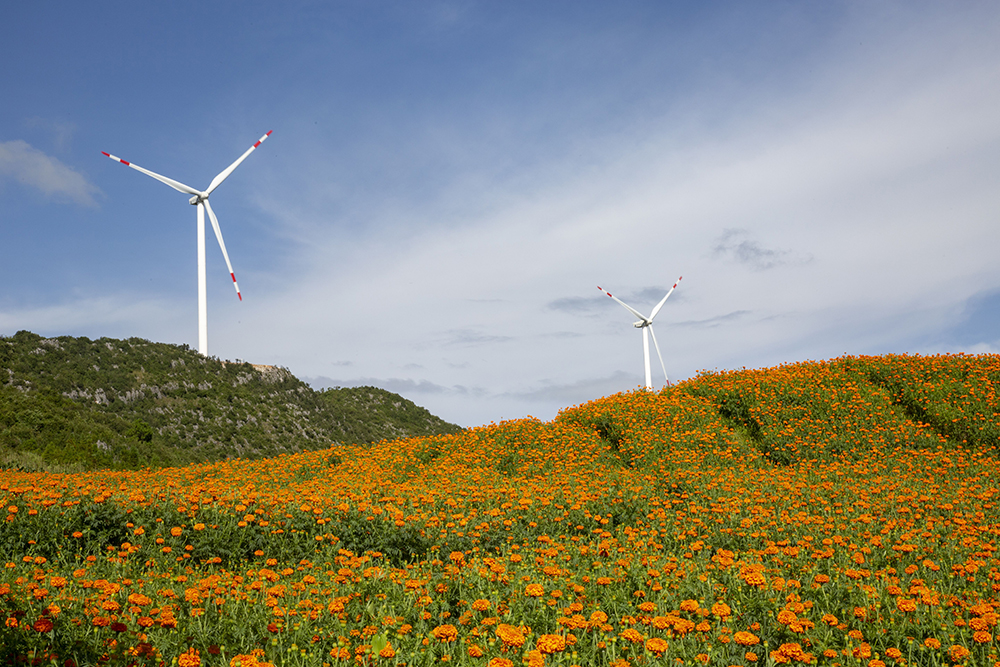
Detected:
[
  {"left": 649, "top": 276, "right": 682, "bottom": 321},
  {"left": 101, "top": 152, "right": 201, "bottom": 195},
  {"left": 206, "top": 130, "right": 272, "bottom": 195},
  {"left": 597, "top": 285, "right": 648, "bottom": 322},
  {"left": 648, "top": 324, "right": 669, "bottom": 386},
  {"left": 203, "top": 200, "right": 242, "bottom": 301}
]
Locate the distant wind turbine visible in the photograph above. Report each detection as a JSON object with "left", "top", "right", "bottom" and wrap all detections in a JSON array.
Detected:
[
  {"left": 598, "top": 277, "right": 682, "bottom": 389},
  {"left": 102, "top": 131, "right": 272, "bottom": 356}
]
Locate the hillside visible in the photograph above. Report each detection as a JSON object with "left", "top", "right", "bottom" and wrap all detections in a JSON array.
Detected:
[
  {"left": 0, "top": 330, "right": 461, "bottom": 471},
  {"left": 0, "top": 352, "right": 998, "bottom": 666}
]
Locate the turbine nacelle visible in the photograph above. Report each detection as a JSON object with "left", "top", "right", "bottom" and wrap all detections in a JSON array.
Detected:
[
  {"left": 633, "top": 320, "right": 649, "bottom": 328},
  {"left": 188, "top": 193, "right": 209, "bottom": 205}
]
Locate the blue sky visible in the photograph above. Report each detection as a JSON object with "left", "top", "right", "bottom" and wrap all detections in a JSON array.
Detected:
[{"left": 3, "top": 1, "right": 1000, "bottom": 427}]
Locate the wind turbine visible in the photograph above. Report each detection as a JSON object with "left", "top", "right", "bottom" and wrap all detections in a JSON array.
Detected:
[
  {"left": 102, "top": 131, "right": 272, "bottom": 356},
  {"left": 598, "top": 276, "right": 682, "bottom": 389}
]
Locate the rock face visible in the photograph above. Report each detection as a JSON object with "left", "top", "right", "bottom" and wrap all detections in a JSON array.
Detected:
[{"left": 0, "top": 331, "right": 462, "bottom": 471}]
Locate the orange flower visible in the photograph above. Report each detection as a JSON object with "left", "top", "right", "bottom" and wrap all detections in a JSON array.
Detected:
[
  {"left": 645, "top": 637, "right": 669, "bottom": 655},
  {"left": 734, "top": 631, "right": 760, "bottom": 646},
  {"left": 536, "top": 634, "right": 566, "bottom": 654},
  {"left": 432, "top": 624, "right": 458, "bottom": 643},
  {"left": 711, "top": 601, "right": 731, "bottom": 619},
  {"left": 496, "top": 624, "right": 525, "bottom": 648},
  {"left": 620, "top": 628, "right": 643, "bottom": 644},
  {"left": 178, "top": 648, "right": 201, "bottom": 667},
  {"left": 948, "top": 645, "right": 971, "bottom": 662},
  {"left": 33, "top": 618, "right": 54, "bottom": 632},
  {"left": 524, "top": 583, "right": 544, "bottom": 597}
]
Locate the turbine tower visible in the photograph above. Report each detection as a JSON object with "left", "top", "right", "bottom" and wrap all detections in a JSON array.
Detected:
[
  {"left": 102, "top": 131, "right": 272, "bottom": 356},
  {"left": 598, "top": 277, "right": 682, "bottom": 389}
]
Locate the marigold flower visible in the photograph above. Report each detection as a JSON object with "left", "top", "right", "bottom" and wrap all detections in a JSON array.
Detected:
[
  {"left": 33, "top": 618, "right": 54, "bottom": 632},
  {"left": 679, "top": 599, "right": 699, "bottom": 612},
  {"left": 378, "top": 642, "right": 396, "bottom": 658},
  {"left": 734, "top": 631, "right": 760, "bottom": 646},
  {"left": 923, "top": 638, "right": 941, "bottom": 649},
  {"left": 896, "top": 597, "right": 917, "bottom": 612},
  {"left": 536, "top": 634, "right": 566, "bottom": 654},
  {"left": 645, "top": 637, "right": 668, "bottom": 655},
  {"left": 524, "top": 583, "right": 544, "bottom": 597},
  {"left": 776, "top": 609, "right": 797, "bottom": 625},
  {"left": 711, "top": 601, "right": 731, "bottom": 618},
  {"left": 178, "top": 648, "right": 201, "bottom": 667},
  {"left": 496, "top": 624, "right": 525, "bottom": 647},
  {"left": 590, "top": 610, "right": 608, "bottom": 625},
  {"left": 487, "top": 659, "right": 513, "bottom": 667},
  {"left": 432, "top": 624, "right": 458, "bottom": 642},
  {"left": 620, "top": 628, "right": 643, "bottom": 644},
  {"left": 948, "top": 645, "right": 971, "bottom": 662},
  {"left": 741, "top": 568, "right": 766, "bottom": 587}
]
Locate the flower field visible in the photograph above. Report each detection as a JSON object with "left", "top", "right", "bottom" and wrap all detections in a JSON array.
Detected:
[{"left": 1, "top": 353, "right": 999, "bottom": 667}]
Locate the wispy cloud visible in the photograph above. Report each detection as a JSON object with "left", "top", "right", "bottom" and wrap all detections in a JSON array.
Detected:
[
  {"left": 501, "top": 371, "right": 640, "bottom": 404},
  {"left": 304, "top": 375, "right": 488, "bottom": 397},
  {"left": 547, "top": 296, "right": 601, "bottom": 315},
  {"left": 711, "top": 228, "right": 804, "bottom": 271},
  {"left": 676, "top": 310, "right": 752, "bottom": 328},
  {"left": 0, "top": 140, "right": 101, "bottom": 207},
  {"left": 437, "top": 329, "right": 515, "bottom": 347}
]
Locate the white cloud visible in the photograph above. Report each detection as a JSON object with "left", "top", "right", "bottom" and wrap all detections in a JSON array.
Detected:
[
  {"left": 0, "top": 140, "right": 101, "bottom": 207},
  {"left": 218, "top": 4, "right": 1000, "bottom": 428}
]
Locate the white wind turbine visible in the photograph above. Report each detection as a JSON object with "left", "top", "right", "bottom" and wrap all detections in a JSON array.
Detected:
[
  {"left": 598, "top": 276, "right": 682, "bottom": 389},
  {"left": 102, "top": 131, "right": 272, "bottom": 356}
]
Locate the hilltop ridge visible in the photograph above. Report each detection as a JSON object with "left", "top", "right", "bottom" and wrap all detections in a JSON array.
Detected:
[{"left": 0, "top": 331, "right": 461, "bottom": 471}]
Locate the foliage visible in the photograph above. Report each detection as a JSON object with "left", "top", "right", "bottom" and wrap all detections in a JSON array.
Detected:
[
  {"left": 0, "top": 331, "right": 461, "bottom": 470},
  {"left": 0, "top": 353, "right": 999, "bottom": 666}
]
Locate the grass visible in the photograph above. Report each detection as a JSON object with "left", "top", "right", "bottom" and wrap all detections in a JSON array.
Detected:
[{"left": 0, "top": 352, "right": 998, "bottom": 666}]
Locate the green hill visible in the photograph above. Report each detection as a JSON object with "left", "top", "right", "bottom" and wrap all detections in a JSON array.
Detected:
[{"left": 0, "top": 331, "right": 461, "bottom": 471}]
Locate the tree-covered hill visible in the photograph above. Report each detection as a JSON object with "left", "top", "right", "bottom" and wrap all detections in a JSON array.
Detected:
[{"left": 0, "top": 331, "right": 461, "bottom": 471}]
